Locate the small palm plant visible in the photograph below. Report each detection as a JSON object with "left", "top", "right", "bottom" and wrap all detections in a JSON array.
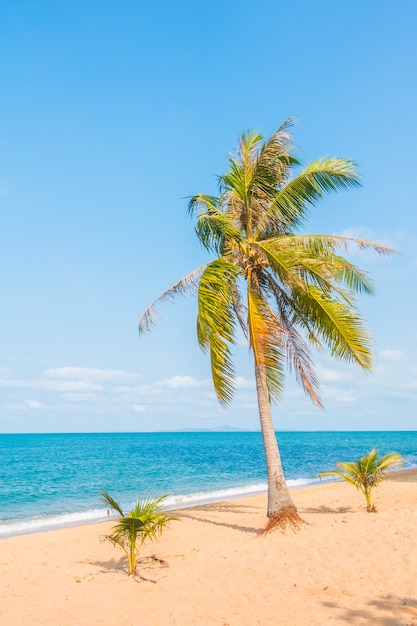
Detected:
[
  {"left": 318, "top": 448, "right": 403, "bottom": 512},
  {"left": 100, "top": 491, "right": 176, "bottom": 576}
]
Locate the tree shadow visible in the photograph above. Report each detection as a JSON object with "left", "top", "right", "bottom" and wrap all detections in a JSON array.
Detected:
[
  {"left": 323, "top": 595, "right": 417, "bottom": 625},
  {"left": 88, "top": 555, "right": 128, "bottom": 575},
  {"left": 177, "top": 511, "right": 260, "bottom": 535},
  {"left": 182, "top": 502, "right": 261, "bottom": 514},
  {"left": 88, "top": 554, "right": 169, "bottom": 582},
  {"left": 301, "top": 505, "right": 354, "bottom": 514}
]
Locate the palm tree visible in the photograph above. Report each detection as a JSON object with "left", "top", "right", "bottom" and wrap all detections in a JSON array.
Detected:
[
  {"left": 100, "top": 492, "right": 176, "bottom": 575},
  {"left": 318, "top": 448, "right": 403, "bottom": 512},
  {"left": 139, "top": 118, "right": 393, "bottom": 532}
]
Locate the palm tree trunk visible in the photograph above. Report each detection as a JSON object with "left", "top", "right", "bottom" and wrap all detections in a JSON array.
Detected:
[{"left": 255, "top": 362, "right": 304, "bottom": 533}]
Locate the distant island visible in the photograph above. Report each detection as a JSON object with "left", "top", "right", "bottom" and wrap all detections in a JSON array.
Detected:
[{"left": 174, "top": 425, "right": 258, "bottom": 433}]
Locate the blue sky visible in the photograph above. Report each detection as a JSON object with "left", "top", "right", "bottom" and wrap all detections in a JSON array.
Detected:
[{"left": 1, "top": 1, "right": 416, "bottom": 433}]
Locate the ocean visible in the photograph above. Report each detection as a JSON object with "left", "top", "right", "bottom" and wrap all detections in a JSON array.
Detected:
[{"left": 0, "top": 431, "right": 416, "bottom": 538}]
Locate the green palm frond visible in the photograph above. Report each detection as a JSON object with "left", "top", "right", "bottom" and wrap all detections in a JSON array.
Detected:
[
  {"left": 188, "top": 193, "right": 241, "bottom": 254},
  {"left": 260, "top": 158, "right": 360, "bottom": 233},
  {"left": 220, "top": 121, "right": 298, "bottom": 233},
  {"left": 196, "top": 209, "right": 242, "bottom": 255},
  {"left": 197, "top": 259, "right": 240, "bottom": 404},
  {"left": 187, "top": 194, "right": 220, "bottom": 217},
  {"left": 265, "top": 242, "right": 371, "bottom": 299},
  {"left": 221, "top": 131, "right": 261, "bottom": 203},
  {"left": 281, "top": 234, "right": 395, "bottom": 256},
  {"left": 100, "top": 490, "right": 124, "bottom": 516},
  {"left": 292, "top": 286, "right": 373, "bottom": 370},
  {"left": 247, "top": 120, "right": 298, "bottom": 228},
  {"left": 258, "top": 241, "right": 308, "bottom": 292}
]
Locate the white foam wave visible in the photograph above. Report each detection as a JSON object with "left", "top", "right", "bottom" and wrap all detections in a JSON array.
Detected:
[
  {"left": 0, "top": 477, "right": 319, "bottom": 539},
  {"left": 0, "top": 508, "right": 113, "bottom": 539}
]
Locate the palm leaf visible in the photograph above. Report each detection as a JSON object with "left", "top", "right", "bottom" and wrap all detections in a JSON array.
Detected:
[
  {"left": 259, "top": 158, "right": 360, "bottom": 233},
  {"left": 100, "top": 491, "right": 124, "bottom": 516},
  {"left": 291, "top": 286, "right": 373, "bottom": 370},
  {"left": 196, "top": 259, "right": 240, "bottom": 404},
  {"left": 247, "top": 272, "right": 285, "bottom": 402},
  {"left": 139, "top": 264, "right": 208, "bottom": 333}
]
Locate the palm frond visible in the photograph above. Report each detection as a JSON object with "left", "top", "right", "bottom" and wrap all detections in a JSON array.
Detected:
[
  {"left": 248, "top": 119, "right": 298, "bottom": 228},
  {"left": 139, "top": 264, "right": 207, "bottom": 333},
  {"left": 292, "top": 286, "right": 373, "bottom": 370},
  {"left": 196, "top": 259, "right": 240, "bottom": 404},
  {"left": 258, "top": 271, "right": 321, "bottom": 405},
  {"left": 187, "top": 194, "right": 221, "bottom": 217},
  {"left": 318, "top": 468, "right": 361, "bottom": 489},
  {"left": 281, "top": 325, "right": 322, "bottom": 408},
  {"left": 263, "top": 236, "right": 375, "bottom": 298},
  {"left": 195, "top": 209, "right": 242, "bottom": 255},
  {"left": 100, "top": 491, "right": 124, "bottom": 516},
  {"left": 280, "top": 234, "right": 395, "bottom": 257},
  {"left": 247, "top": 272, "right": 285, "bottom": 402},
  {"left": 259, "top": 158, "right": 360, "bottom": 233},
  {"left": 230, "top": 286, "right": 248, "bottom": 339}
]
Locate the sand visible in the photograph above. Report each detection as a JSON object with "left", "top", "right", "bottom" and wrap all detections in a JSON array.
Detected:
[{"left": 1, "top": 472, "right": 416, "bottom": 625}]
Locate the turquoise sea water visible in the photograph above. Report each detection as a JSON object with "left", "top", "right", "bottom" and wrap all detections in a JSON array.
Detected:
[{"left": 0, "top": 431, "right": 416, "bottom": 538}]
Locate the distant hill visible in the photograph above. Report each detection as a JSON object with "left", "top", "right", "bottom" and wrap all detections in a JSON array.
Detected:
[{"left": 175, "top": 425, "right": 258, "bottom": 433}]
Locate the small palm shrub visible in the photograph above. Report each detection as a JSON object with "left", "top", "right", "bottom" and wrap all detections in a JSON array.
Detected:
[
  {"left": 100, "top": 492, "right": 176, "bottom": 575},
  {"left": 318, "top": 448, "right": 403, "bottom": 512}
]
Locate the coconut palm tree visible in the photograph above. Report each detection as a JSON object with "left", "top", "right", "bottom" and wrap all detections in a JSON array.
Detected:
[
  {"left": 139, "top": 118, "right": 393, "bottom": 532},
  {"left": 100, "top": 492, "right": 176, "bottom": 575},
  {"left": 318, "top": 448, "right": 403, "bottom": 511}
]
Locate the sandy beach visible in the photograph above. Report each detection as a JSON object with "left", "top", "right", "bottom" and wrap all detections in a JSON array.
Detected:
[{"left": 1, "top": 471, "right": 416, "bottom": 626}]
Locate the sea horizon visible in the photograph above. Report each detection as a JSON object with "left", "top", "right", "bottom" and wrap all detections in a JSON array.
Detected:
[{"left": 2, "top": 427, "right": 416, "bottom": 435}]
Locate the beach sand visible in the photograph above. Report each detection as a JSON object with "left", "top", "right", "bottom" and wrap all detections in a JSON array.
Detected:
[{"left": 1, "top": 472, "right": 416, "bottom": 625}]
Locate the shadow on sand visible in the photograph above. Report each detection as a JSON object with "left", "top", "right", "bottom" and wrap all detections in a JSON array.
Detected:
[
  {"left": 176, "top": 502, "right": 262, "bottom": 534},
  {"left": 88, "top": 554, "right": 169, "bottom": 582},
  {"left": 323, "top": 595, "right": 417, "bottom": 625},
  {"left": 300, "top": 505, "right": 354, "bottom": 514}
]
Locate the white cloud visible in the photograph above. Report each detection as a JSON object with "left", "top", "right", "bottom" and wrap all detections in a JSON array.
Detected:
[
  {"left": 316, "top": 366, "right": 352, "bottom": 382},
  {"left": 321, "top": 385, "right": 357, "bottom": 403},
  {"left": 0, "top": 378, "right": 20, "bottom": 387},
  {"left": 32, "top": 380, "right": 102, "bottom": 392},
  {"left": 377, "top": 349, "right": 406, "bottom": 362},
  {"left": 44, "top": 367, "right": 140, "bottom": 382},
  {"left": 25, "top": 400, "right": 44, "bottom": 409},
  {"left": 234, "top": 376, "right": 255, "bottom": 389},
  {"left": 62, "top": 393, "right": 97, "bottom": 402},
  {"left": 132, "top": 404, "right": 146, "bottom": 413},
  {"left": 0, "top": 377, "right": 102, "bottom": 392},
  {"left": 160, "top": 375, "right": 208, "bottom": 389},
  {"left": 112, "top": 384, "right": 148, "bottom": 394}
]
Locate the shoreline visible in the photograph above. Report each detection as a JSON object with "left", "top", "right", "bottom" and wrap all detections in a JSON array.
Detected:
[
  {"left": 2, "top": 475, "right": 416, "bottom": 625},
  {"left": 1, "top": 467, "right": 416, "bottom": 541}
]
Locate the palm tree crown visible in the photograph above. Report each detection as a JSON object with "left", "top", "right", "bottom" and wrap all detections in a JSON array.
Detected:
[{"left": 139, "top": 118, "right": 394, "bottom": 531}]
